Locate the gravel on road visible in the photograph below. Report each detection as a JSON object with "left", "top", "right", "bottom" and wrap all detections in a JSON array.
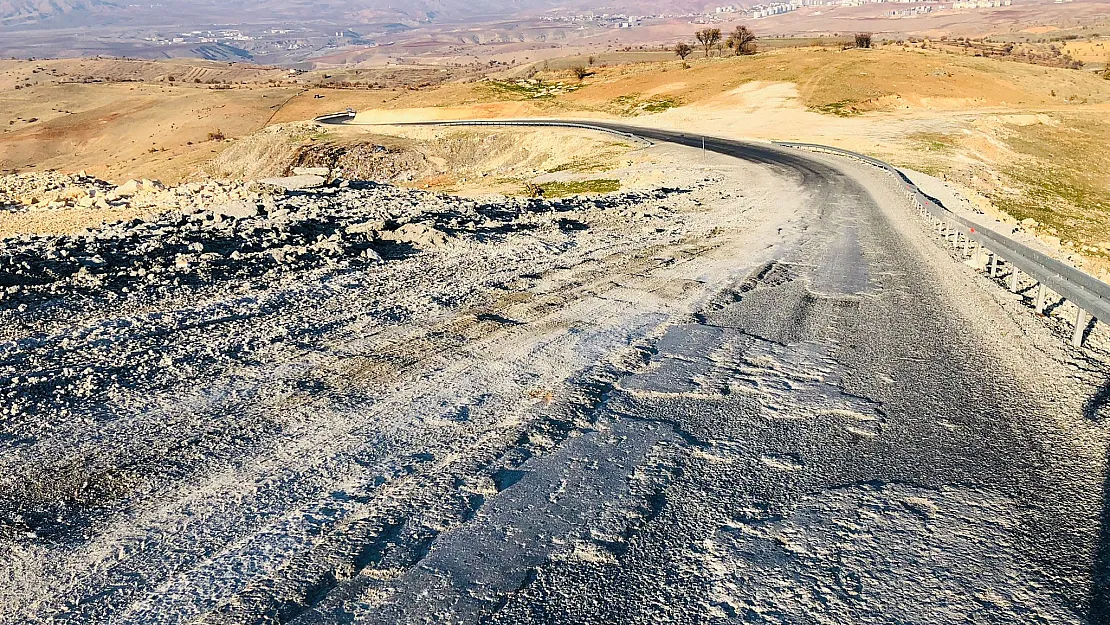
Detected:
[{"left": 2, "top": 141, "right": 1109, "bottom": 625}]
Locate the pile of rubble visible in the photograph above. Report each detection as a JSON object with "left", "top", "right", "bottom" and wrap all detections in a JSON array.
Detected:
[
  {"left": 0, "top": 172, "right": 678, "bottom": 309},
  {"left": 0, "top": 172, "right": 274, "bottom": 215}
]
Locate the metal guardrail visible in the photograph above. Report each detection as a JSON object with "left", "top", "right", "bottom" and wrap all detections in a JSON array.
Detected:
[
  {"left": 775, "top": 141, "right": 1108, "bottom": 346},
  {"left": 314, "top": 111, "right": 357, "bottom": 124}
]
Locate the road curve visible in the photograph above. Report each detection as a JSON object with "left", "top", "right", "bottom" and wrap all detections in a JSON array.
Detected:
[
  {"left": 320, "top": 115, "right": 1110, "bottom": 623},
  {"left": 356, "top": 119, "right": 1109, "bottom": 623},
  {"left": 4, "top": 116, "right": 1109, "bottom": 624}
]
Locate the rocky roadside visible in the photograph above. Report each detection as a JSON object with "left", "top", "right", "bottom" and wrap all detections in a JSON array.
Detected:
[
  {"left": 0, "top": 171, "right": 274, "bottom": 215},
  {"left": 0, "top": 169, "right": 692, "bottom": 428}
]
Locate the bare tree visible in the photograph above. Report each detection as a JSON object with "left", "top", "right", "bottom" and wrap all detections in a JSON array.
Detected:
[
  {"left": 674, "top": 42, "right": 694, "bottom": 61},
  {"left": 726, "top": 26, "right": 758, "bottom": 55},
  {"left": 855, "top": 33, "right": 873, "bottom": 49},
  {"left": 696, "top": 28, "right": 722, "bottom": 58},
  {"left": 572, "top": 66, "right": 589, "bottom": 80}
]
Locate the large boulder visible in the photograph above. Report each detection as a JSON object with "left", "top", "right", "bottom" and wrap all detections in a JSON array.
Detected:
[
  {"left": 292, "top": 166, "right": 330, "bottom": 177},
  {"left": 210, "top": 200, "right": 259, "bottom": 220},
  {"left": 114, "top": 180, "right": 142, "bottom": 196},
  {"left": 379, "top": 223, "right": 450, "bottom": 248},
  {"left": 114, "top": 178, "right": 164, "bottom": 196},
  {"left": 258, "top": 175, "right": 327, "bottom": 191}
]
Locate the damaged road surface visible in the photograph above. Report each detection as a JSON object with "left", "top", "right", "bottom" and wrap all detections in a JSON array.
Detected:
[{"left": 2, "top": 137, "right": 1107, "bottom": 624}]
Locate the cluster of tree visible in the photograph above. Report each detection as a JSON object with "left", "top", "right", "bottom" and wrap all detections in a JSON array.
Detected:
[
  {"left": 310, "top": 80, "right": 392, "bottom": 89},
  {"left": 674, "top": 26, "right": 758, "bottom": 61},
  {"left": 944, "top": 39, "right": 1085, "bottom": 69},
  {"left": 1007, "top": 45, "right": 1085, "bottom": 70},
  {"left": 888, "top": 35, "right": 1089, "bottom": 71}
]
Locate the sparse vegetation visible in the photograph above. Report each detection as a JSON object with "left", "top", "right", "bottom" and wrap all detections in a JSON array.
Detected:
[
  {"left": 674, "top": 43, "right": 693, "bottom": 61},
  {"left": 990, "top": 114, "right": 1110, "bottom": 247},
  {"left": 523, "top": 182, "right": 545, "bottom": 198},
  {"left": 485, "top": 79, "right": 582, "bottom": 99},
  {"left": 855, "top": 33, "right": 873, "bottom": 49},
  {"left": 572, "top": 66, "right": 589, "bottom": 81},
  {"left": 609, "top": 94, "right": 682, "bottom": 116},
  {"left": 908, "top": 132, "right": 958, "bottom": 153},
  {"left": 536, "top": 179, "right": 621, "bottom": 198},
  {"left": 929, "top": 37, "right": 1085, "bottom": 69},
  {"left": 811, "top": 100, "right": 863, "bottom": 117},
  {"left": 207, "top": 129, "right": 226, "bottom": 141},
  {"left": 548, "top": 158, "right": 616, "bottom": 174}
]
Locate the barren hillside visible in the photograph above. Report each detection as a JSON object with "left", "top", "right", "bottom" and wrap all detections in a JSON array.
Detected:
[{"left": 4, "top": 44, "right": 1110, "bottom": 272}]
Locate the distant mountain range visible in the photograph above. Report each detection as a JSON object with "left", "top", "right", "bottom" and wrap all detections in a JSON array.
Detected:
[
  {"left": 0, "top": 0, "right": 720, "bottom": 29},
  {"left": 0, "top": 0, "right": 121, "bottom": 26}
]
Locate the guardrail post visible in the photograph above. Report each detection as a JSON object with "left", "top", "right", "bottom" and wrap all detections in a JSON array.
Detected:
[
  {"left": 1009, "top": 268, "right": 1020, "bottom": 292},
  {"left": 1035, "top": 283, "right": 1047, "bottom": 314},
  {"left": 990, "top": 255, "right": 999, "bottom": 278},
  {"left": 1073, "top": 307, "right": 1088, "bottom": 347}
]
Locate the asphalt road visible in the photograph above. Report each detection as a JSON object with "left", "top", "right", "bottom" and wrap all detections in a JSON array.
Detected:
[
  {"left": 323, "top": 119, "right": 1110, "bottom": 623},
  {"left": 380, "top": 124, "right": 1106, "bottom": 623},
  {"left": 4, "top": 121, "right": 1108, "bottom": 624}
]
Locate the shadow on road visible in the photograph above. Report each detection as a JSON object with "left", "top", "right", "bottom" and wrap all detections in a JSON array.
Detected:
[{"left": 1088, "top": 377, "right": 1110, "bottom": 625}]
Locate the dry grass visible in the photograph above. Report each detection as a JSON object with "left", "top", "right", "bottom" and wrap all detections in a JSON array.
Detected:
[
  {"left": 990, "top": 113, "right": 1110, "bottom": 246},
  {"left": 550, "top": 47, "right": 1110, "bottom": 113},
  {"left": 892, "top": 112, "right": 1110, "bottom": 265},
  {"left": 206, "top": 123, "right": 329, "bottom": 179},
  {"left": 276, "top": 47, "right": 1110, "bottom": 124}
]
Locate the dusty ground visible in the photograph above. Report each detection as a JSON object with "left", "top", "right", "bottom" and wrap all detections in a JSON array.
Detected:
[
  {"left": 3, "top": 127, "right": 1110, "bottom": 624},
  {"left": 0, "top": 81, "right": 301, "bottom": 182},
  {"left": 0, "top": 125, "right": 647, "bottom": 238},
  {"left": 4, "top": 41, "right": 1110, "bottom": 623},
  {"left": 0, "top": 58, "right": 291, "bottom": 91}
]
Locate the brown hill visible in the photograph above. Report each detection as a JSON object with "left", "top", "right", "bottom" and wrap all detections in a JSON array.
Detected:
[{"left": 0, "top": 0, "right": 119, "bottom": 26}]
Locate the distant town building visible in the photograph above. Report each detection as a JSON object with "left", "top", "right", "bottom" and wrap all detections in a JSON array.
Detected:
[{"left": 951, "top": 0, "right": 1012, "bottom": 8}]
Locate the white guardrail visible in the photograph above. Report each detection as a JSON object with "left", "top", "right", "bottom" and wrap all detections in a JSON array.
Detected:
[
  {"left": 775, "top": 141, "right": 1107, "bottom": 347},
  {"left": 313, "top": 111, "right": 1105, "bottom": 347}
]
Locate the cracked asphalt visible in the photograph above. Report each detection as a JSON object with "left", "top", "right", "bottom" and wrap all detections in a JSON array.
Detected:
[{"left": 2, "top": 132, "right": 1109, "bottom": 624}]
